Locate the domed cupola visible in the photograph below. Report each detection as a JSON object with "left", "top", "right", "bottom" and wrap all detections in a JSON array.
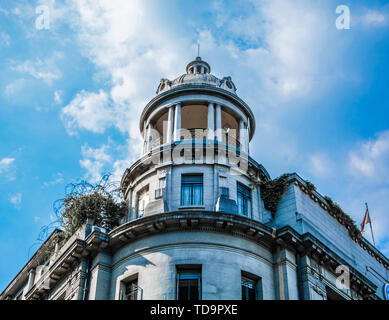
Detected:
[
  {"left": 156, "top": 57, "right": 237, "bottom": 95},
  {"left": 140, "top": 56, "right": 258, "bottom": 162},
  {"left": 186, "top": 56, "right": 211, "bottom": 74}
]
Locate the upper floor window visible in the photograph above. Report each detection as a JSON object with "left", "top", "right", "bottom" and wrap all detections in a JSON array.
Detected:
[
  {"left": 241, "top": 272, "right": 262, "bottom": 300},
  {"left": 155, "top": 177, "right": 166, "bottom": 199},
  {"left": 119, "top": 275, "right": 139, "bottom": 300},
  {"left": 125, "top": 278, "right": 139, "bottom": 300},
  {"left": 137, "top": 185, "right": 149, "bottom": 218},
  {"left": 241, "top": 276, "right": 257, "bottom": 300},
  {"left": 181, "top": 174, "right": 203, "bottom": 206},
  {"left": 159, "top": 177, "right": 166, "bottom": 189},
  {"left": 237, "top": 183, "right": 252, "bottom": 217},
  {"left": 176, "top": 266, "right": 202, "bottom": 300}
]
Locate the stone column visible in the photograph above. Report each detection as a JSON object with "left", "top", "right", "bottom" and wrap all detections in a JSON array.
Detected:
[
  {"left": 147, "top": 123, "right": 153, "bottom": 151},
  {"left": 26, "top": 268, "right": 36, "bottom": 293},
  {"left": 215, "top": 104, "right": 222, "bottom": 142},
  {"left": 87, "top": 253, "right": 112, "bottom": 300},
  {"left": 239, "top": 120, "right": 246, "bottom": 152},
  {"left": 246, "top": 121, "right": 250, "bottom": 155},
  {"left": 239, "top": 120, "right": 249, "bottom": 153},
  {"left": 142, "top": 120, "right": 147, "bottom": 154},
  {"left": 173, "top": 103, "right": 181, "bottom": 141},
  {"left": 274, "top": 245, "right": 300, "bottom": 300},
  {"left": 207, "top": 103, "right": 215, "bottom": 140},
  {"left": 166, "top": 106, "right": 174, "bottom": 144}
]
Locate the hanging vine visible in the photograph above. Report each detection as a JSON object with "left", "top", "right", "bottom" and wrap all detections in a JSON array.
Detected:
[{"left": 259, "top": 173, "right": 291, "bottom": 217}]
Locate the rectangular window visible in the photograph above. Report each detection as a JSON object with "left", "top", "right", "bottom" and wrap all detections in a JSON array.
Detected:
[
  {"left": 125, "top": 278, "right": 139, "bottom": 300},
  {"left": 137, "top": 185, "right": 149, "bottom": 218},
  {"left": 237, "top": 183, "right": 252, "bottom": 217},
  {"left": 159, "top": 177, "right": 166, "bottom": 189},
  {"left": 241, "top": 276, "right": 257, "bottom": 300},
  {"left": 176, "top": 266, "right": 201, "bottom": 300},
  {"left": 155, "top": 177, "right": 166, "bottom": 199},
  {"left": 181, "top": 174, "right": 203, "bottom": 206}
]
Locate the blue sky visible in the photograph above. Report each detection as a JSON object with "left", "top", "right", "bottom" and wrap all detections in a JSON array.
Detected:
[{"left": 1, "top": 0, "right": 389, "bottom": 291}]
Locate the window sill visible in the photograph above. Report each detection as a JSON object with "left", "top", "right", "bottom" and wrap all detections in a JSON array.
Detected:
[{"left": 179, "top": 205, "right": 205, "bottom": 210}]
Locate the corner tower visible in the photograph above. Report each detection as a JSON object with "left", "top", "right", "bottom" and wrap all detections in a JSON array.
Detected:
[{"left": 121, "top": 56, "right": 269, "bottom": 219}]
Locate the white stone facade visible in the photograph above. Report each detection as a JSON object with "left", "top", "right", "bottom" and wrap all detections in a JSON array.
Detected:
[{"left": 1, "top": 57, "right": 388, "bottom": 301}]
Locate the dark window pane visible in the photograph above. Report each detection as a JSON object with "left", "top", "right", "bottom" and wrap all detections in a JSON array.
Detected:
[
  {"left": 189, "top": 279, "right": 199, "bottom": 300},
  {"left": 237, "top": 183, "right": 251, "bottom": 216},
  {"left": 242, "top": 277, "right": 256, "bottom": 300},
  {"left": 177, "top": 272, "right": 201, "bottom": 300},
  {"left": 125, "top": 279, "right": 138, "bottom": 300},
  {"left": 181, "top": 175, "right": 203, "bottom": 206},
  {"left": 178, "top": 279, "right": 190, "bottom": 300}
]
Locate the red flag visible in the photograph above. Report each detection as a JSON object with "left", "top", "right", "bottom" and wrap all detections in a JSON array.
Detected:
[{"left": 360, "top": 207, "right": 371, "bottom": 234}]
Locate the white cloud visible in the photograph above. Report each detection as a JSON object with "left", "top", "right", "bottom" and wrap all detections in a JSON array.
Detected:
[
  {"left": 60, "top": 0, "right": 193, "bottom": 142},
  {"left": 0, "top": 31, "right": 10, "bottom": 46},
  {"left": 308, "top": 154, "right": 332, "bottom": 177},
  {"left": 361, "top": 9, "right": 388, "bottom": 27},
  {"left": 348, "top": 130, "right": 389, "bottom": 183},
  {"left": 61, "top": 89, "right": 111, "bottom": 135},
  {"left": 54, "top": 90, "right": 63, "bottom": 104},
  {"left": 207, "top": 0, "right": 345, "bottom": 102},
  {"left": 10, "top": 193, "right": 22, "bottom": 208},
  {"left": 80, "top": 144, "right": 112, "bottom": 183},
  {"left": 4, "top": 78, "right": 26, "bottom": 97},
  {"left": 10, "top": 53, "right": 63, "bottom": 84},
  {"left": 43, "top": 173, "right": 64, "bottom": 187},
  {"left": 0, "top": 7, "right": 9, "bottom": 15},
  {"left": 0, "top": 158, "right": 15, "bottom": 174}
]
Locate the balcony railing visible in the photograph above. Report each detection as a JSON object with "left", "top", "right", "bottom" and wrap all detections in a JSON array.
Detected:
[{"left": 148, "top": 128, "right": 241, "bottom": 150}]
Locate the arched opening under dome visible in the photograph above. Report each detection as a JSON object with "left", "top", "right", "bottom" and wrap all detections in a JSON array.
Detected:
[
  {"left": 154, "top": 110, "right": 169, "bottom": 145},
  {"left": 221, "top": 109, "right": 240, "bottom": 148},
  {"left": 181, "top": 104, "right": 208, "bottom": 139},
  {"left": 142, "top": 100, "right": 249, "bottom": 153}
]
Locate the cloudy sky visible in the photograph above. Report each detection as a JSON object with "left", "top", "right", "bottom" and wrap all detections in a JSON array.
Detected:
[{"left": 1, "top": 0, "right": 389, "bottom": 290}]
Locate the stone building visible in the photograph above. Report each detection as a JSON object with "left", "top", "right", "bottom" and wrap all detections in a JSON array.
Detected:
[{"left": 1, "top": 57, "right": 388, "bottom": 301}]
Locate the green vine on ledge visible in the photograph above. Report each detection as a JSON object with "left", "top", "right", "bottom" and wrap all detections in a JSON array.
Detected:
[
  {"left": 323, "top": 196, "right": 361, "bottom": 240},
  {"left": 260, "top": 174, "right": 291, "bottom": 218},
  {"left": 305, "top": 180, "right": 316, "bottom": 193}
]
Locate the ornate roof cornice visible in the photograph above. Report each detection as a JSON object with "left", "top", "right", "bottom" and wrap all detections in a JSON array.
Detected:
[{"left": 287, "top": 173, "right": 389, "bottom": 270}]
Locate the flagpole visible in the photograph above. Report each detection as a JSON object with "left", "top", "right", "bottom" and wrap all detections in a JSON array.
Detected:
[{"left": 365, "top": 202, "right": 376, "bottom": 246}]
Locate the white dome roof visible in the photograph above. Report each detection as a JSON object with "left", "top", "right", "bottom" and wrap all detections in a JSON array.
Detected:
[{"left": 156, "top": 57, "right": 237, "bottom": 95}]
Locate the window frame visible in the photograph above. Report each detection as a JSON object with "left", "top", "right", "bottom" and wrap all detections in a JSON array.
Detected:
[
  {"left": 237, "top": 182, "right": 252, "bottom": 217},
  {"left": 120, "top": 274, "right": 139, "bottom": 300},
  {"left": 241, "top": 271, "right": 262, "bottom": 300},
  {"left": 125, "top": 278, "right": 139, "bottom": 300},
  {"left": 176, "top": 265, "right": 202, "bottom": 301},
  {"left": 180, "top": 174, "right": 204, "bottom": 206},
  {"left": 136, "top": 185, "right": 149, "bottom": 218}
]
